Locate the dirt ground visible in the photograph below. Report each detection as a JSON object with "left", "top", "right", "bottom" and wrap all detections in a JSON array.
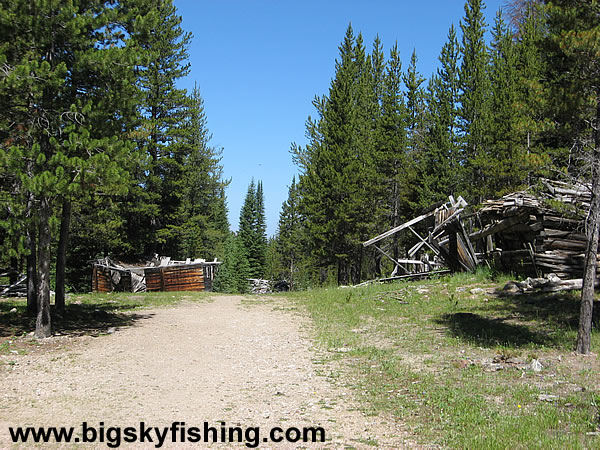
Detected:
[{"left": 0, "top": 296, "right": 415, "bottom": 448}]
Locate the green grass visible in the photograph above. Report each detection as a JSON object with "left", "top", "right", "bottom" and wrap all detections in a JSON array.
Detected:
[{"left": 285, "top": 272, "right": 600, "bottom": 448}]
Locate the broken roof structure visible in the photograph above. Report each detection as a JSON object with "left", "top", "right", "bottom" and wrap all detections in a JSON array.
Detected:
[
  {"left": 363, "top": 179, "right": 596, "bottom": 282},
  {"left": 91, "top": 256, "right": 221, "bottom": 293}
]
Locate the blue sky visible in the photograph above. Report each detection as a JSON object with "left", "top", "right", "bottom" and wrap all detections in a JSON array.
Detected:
[{"left": 174, "top": 0, "right": 505, "bottom": 237}]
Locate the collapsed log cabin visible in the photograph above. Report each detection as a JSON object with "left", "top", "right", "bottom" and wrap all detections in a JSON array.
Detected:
[
  {"left": 471, "top": 179, "right": 594, "bottom": 280},
  {"left": 363, "top": 195, "right": 473, "bottom": 280},
  {"left": 364, "top": 179, "right": 597, "bottom": 283},
  {"left": 91, "top": 256, "right": 221, "bottom": 293}
]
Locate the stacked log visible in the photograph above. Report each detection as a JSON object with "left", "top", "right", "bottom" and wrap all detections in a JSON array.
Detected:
[{"left": 473, "top": 179, "right": 595, "bottom": 280}]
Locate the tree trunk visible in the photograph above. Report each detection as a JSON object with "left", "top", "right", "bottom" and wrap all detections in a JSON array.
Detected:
[
  {"left": 26, "top": 194, "right": 37, "bottom": 316},
  {"left": 34, "top": 197, "right": 52, "bottom": 339},
  {"left": 26, "top": 228, "right": 37, "bottom": 316},
  {"left": 289, "top": 256, "right": 295, "bottom": 291},
  {"left": 9, "top": 257, "right": 18, "bottom": 285},
  {"left": 576, "top": 99, "right": 600, "bottom": 354},
  {"left": 337, "top": 259, "right": 349, "bottom": 286},
  {"left": 55, "top": 197, "right": 72, "bottom": 313}
]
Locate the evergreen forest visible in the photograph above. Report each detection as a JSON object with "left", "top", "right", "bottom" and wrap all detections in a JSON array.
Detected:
[{"left": 0, "top": 0, "right": 599, "bottom": 341}]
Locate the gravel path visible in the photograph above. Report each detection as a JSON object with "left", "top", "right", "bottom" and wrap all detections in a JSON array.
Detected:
[{"left": 0, "top": 295, "right": 414, "bottom": 448}]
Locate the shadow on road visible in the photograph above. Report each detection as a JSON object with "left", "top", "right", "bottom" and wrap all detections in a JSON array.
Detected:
[{"left": 0, "top": 300, "right": 153, "bottom": 338}]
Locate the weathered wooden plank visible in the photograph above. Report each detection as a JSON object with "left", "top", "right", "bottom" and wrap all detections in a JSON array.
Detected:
[
  {"left": 544, "top": 238, "right": 587, "bottom": 251},
  {"left": 363, "top": 210, "right": 435, "bottom": 247},
  {"left": 470, "top": 212, "right": 529, "bottom": 241}
]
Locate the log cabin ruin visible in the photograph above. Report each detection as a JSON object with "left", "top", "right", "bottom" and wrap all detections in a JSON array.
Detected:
[
  {"left": 91, "top": 256, "right": 220, "bottom": 293},
  {"left": 363, "top": 179, "right": 597, "bottom": 284}
]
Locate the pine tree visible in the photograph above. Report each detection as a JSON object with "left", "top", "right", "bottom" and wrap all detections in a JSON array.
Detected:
[
  {"left": 255, "top": 181, "right": 267, "bottom": 276},
  {"left": 276, "top": 177, "right": 304, "bottom": 289},
  {"left": 513, "top": 3, "right": 553, "bottom": 172},
  {"left": 487, "top": 10, "right": 526, "bottom": 196},
  {"left": 544, "top": 0, "right": 600, "bottom": 354},
  {"left": 122, "top": 0, "right": 192, "bottom": 258},
  {"left": 421, "top": 26, "right": 462, "bottom": 206},
  {"left": 213, "top": 233, "right": 250, "bottom": 294},
  {"left": 296, "top": 24, "right": 381, "bottom": 285},
  {"left": 459, "top": 0, "right": 492, "bottom": 202},
  {"left": 175, "top": 84, "right": 229, "bottom": 260},
  {"left": 404, "top": 50, "right": 427, "bottom": 158},
  {"left": 238, "top": 179, "right": 267, "bottom": 278},
  {"left": 375, "top": 43, "right": 411, "bottom": 266},
  {"left": 0, "top": 0, "right": 137, "bottom": 336}
]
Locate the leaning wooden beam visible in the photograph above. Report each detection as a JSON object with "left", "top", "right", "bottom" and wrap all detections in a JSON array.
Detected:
[
  {"left": 407, "top": 225, "right": 440, "bottom": 256},
  {"left": 396, "top": 259, "right": 425, "bottom": 265},
  {"left": 363, "top": 210, "right": 436, "bottom": 247},
  {"left": 1, "top": 275, "right": 26, "bottom": 295},
  {"left": 408, "top": 240, "right": 425, "bottom": 258},
  {"left": 373, "top": 244, "right": 409, "bottom": 274},
  {"left": 469, "top": 211, "right": 529, "bottom": 241},
  {"left": 458, "top": 218, "right": 479, "bottom": 266},
  {"left": 431, "top": 208, "right": 464, "bottom": 235}
]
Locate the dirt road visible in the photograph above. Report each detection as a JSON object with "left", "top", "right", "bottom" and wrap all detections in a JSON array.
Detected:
[{"left": 0, "top": 295, "right": 413, "bottom": 448}]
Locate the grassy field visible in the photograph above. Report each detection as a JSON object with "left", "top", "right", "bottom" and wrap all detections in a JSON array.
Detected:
[{"left": 286, "top": 271, "right": 600, "bottom": 449}]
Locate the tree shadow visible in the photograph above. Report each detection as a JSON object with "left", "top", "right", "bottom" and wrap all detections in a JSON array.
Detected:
[
  {"left": 436, "top": 291, "right": 599, "bottom": 348},
  {"left": 437, "top": 312, "right": 551, "bottom": 347},
  {"left": 0, "top": 301, "right": 153, "bottom": 338}
]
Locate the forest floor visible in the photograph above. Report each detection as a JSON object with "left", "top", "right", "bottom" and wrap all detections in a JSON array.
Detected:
[{"left": 0, "top": 294, "right": 416, "bottom": 448}]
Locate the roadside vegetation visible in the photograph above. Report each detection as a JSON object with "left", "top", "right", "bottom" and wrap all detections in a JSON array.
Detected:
[{"left": 286, "top": 270, "right": 600, "bottom": 448}]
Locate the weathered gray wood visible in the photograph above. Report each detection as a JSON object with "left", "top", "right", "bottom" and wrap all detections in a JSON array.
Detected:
[
  {"left": 470, "top": 212, "right": 529, "bottom": 241},
  {"left": 372, "top": 244, "right": 409, "bottom": 275},
  {"left": 432, "top": 209, "right": 464, "bottom": 235},
  {"left": 378, "top": 269, "right": 451, "bottom": 282},
  {"left": 407, "top": 226, "right": 440, "bottom": 256},
  {"left": 363, "top": 210, "right": 435, "bottom": 247}
]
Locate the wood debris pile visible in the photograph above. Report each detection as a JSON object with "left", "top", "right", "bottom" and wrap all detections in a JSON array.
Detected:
[
  {"left": 364, "top": 178, "right": 596, "bottom": 284},
  {"left": 363, "top": 195, "right": 470, "bottom": 281},
  {"left": 0, "top": 269, "right": 27, "bottom": 297},
  {"left": 473, "top": 179, "right": 593, "bottom": 280},
  {"left": 248, "top": 279, "right": 272, "bottom": 294}
]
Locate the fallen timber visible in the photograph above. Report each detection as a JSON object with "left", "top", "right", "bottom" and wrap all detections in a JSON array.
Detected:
[{"left": 363, "top": 179, "right": 597, "bottom": 287}]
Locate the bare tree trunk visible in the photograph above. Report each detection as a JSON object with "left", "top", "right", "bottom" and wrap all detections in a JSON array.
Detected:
[
  {"left": 55, "top": 197, "right": 71, "bottom": 313},
  {"left": 26, "top": 194, "right": 37, "bottom": 316},
  {"left": 289, "top": 256, "right": 295, "bottom": 291},
  {"left": 34, "top": 197, "right": 52, "bottom": 339},
  {"left": 337, "top": 259, "right": 349, "bottom": 286},
  {"left": 9, "top": 257, "right": 18, "bottom": 285},
  {"left": 26, "top": 228, "right": 37, "bottom": 316},
  {"left": 576, "top": 99, "right": 600, "bottom": 354}
]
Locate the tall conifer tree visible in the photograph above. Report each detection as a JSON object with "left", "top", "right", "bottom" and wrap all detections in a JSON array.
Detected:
[
  {"left": 459, "top": 0, "right": 491, "bottom": 202},
  {"left": 238, "top": 179, "right": 267, "bottom": 278},
  {"left": 295, "top": 24, "right": 381, "bottom": 285},
  {"left": 123, "top": 0, "right": 192, "bottom": 257},
  {"left": 376, "top": 44, "right": 411, "bottom": 264},
  {"left": 175, "top": 84, "right": 229, "bottom": 260},
  {"left": 0, "top": 0, "right": 137, "bottom": 336},
  {"left": 487, "top": 10, "right": 526, "bottom": 196},
  {"left": 544, "top": 0, "right": 600, "bottom": 354},
  {"left": 421, "top": 26, "right": 462, "bottom": 206},
  {"left": 276, "top": 177, "right": 304, "bottom": 289}
]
